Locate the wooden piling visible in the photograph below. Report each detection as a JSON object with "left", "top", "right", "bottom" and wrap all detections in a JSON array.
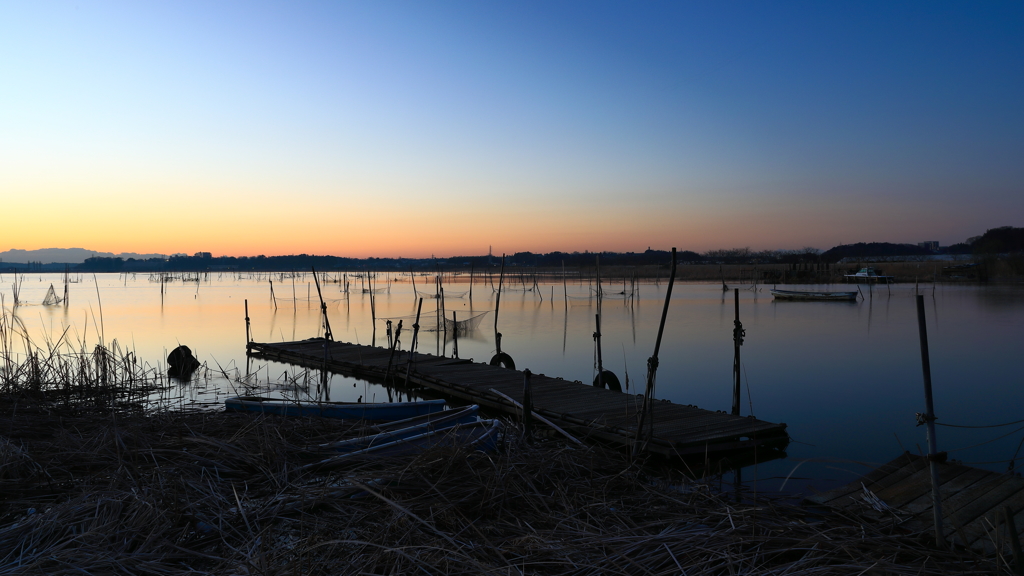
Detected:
[
  {"left": 634, "top": 248, "right": 677, "bottom": 455},
  {"left": 916, "top": 294, "right": 944, "bottom": 547},
  {"left": 494, "top": 254, "right": 505, "bottom": 334},
  {"left": 562, "top": 261, "right": 568, "bottom": 311},
  {"left": 732, "top": 288, "right": 744, "bottom": 416},
  {"left": 452, "top": 311, "right": 458, "bottom": 359},
  {"left": 1006, "top": 506, "right": 1024, "bottom": 575},
  {"left": 522, "top": 368, "right": 533, "bottom": 441},
  {"left": 404, "top": 298, "right": 424, "bottom": 388}
]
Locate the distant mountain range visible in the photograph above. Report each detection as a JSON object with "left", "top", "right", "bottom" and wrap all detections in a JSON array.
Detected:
[{"left": 0, "top": 248, "right": 168, "bottom": 264}]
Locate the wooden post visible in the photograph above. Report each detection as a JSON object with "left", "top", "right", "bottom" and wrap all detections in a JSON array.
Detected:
[
  {"left": 452, "top": 311, "right": 459, "bottom": 359},
  {"left": 916, "top": 294, "right": 944, "bottom": 548},
  {"left": 469, "top": 264, "right": 474, "bottom": 301},
  {"left": 562, "top": 260, "right": 568, "bottom": 311},
  {"left": 633, "top": 248, "right": 677, "bottom": 456},
  {"left": 494, "top": 254, "right": 505, "bottom": 334},
  {"left": 732, "top": 288, "right": 744, "bottom": 416},
  {"left": 594, "top": 313, "right": 604, "bottom": 379},
  {"left": 404, "top": 298, "right": 424, "bottom": 388},
  {"left": 311, "top": 267, "right": 333, "bottom": 341},
  {"left": 1005, "top": 506, "right": 1024, "bottom": 575},
  {"left": 382, "top": 320, "right": 403, "bottom": 389},
  {"left": 522, "top": 369, "right": 533, "bottom": 441},
  {"left": 244, "top": 299, "right": 251, "bottom": 344}
]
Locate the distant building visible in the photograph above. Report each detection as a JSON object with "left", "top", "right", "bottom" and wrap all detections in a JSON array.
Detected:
[{"left": 918, "top": 241, "right": 939, "bottom": 251}]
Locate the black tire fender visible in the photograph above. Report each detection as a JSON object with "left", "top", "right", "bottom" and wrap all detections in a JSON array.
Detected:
[{"left": 489, "top": 353, "right": 516, "bottom": 369}]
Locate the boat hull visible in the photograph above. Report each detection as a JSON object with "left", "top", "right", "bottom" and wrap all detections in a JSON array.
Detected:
[
  {"left": 224, "top": 396, "right": 446, "bottom": 420},
  {"left": 770, "top": 289, "right": 858, "bottom": 301}
]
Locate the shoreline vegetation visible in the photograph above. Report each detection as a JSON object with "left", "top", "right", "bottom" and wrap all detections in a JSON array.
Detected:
[
  {"left": 0, "top": 312, "right": 1005, "bottom": 574},
  {"left": 4, "top": 226, "right": 1024, "bottom": 280}
]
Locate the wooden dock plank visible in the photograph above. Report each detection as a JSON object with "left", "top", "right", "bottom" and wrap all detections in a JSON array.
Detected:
[
  {"left": 806, "top": 453, "right": 1024, "bottom": 555},
  {"left": 246, "top": 339, "right": 788, "bottom": 457},
  {"left": 807, "top": 453, "right": 926, "bottom": 507}
]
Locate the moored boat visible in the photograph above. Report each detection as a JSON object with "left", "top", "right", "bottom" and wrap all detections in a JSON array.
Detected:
[
  {"left": 770, "top": 288, "right": 858, "bottom": 301},
  {"left": 320, "top": 404, "right": 482, "bottom": 453},
  {"left": 224, "top": 396, "right": 446, "bottom": 420},
  {"left": 843, "top": 267, "right": 893, "bottom": 283},
  {"left": 302, "top": 419, "right": 504, "bottom": 470}
]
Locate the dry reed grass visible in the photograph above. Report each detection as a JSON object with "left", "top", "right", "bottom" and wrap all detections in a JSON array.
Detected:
[{"left": 0, "top": 398, "right": 997, "bottom": 575}]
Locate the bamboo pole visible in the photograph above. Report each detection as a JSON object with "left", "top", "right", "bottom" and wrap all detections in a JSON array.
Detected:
[
  {"left": 916, "top": 294, "right": 944, "bottom": 548},
  {"left": 732, "top": 289, "right": 744, "bottom": 415},
  {"left": 404, "top": 298, "right": 424, "bottom": 388},
  {"left": 633, "top": 248, "right": 677, "bottom": 456}
]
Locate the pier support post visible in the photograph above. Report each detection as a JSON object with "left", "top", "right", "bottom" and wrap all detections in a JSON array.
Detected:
[
  {"left": 1006, "top": 506, "right": 1024, "bottom": 575},
  {"left": 732, "top": 289, "right": 744, "bottom": 415},
  {"left": 916, "top": 294, "right": 944, "bottom": 548},
  {"left": 522, "top": 369, "right": 533, "bottom": 442}
]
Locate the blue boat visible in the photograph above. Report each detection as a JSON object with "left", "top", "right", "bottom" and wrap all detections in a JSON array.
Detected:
[
  {"left": 224, "top": 396, "right": 446, "bottom": 421},
  {"left": 321, "top": 404, "right": 481, "bottom": 453},
  {"left": 303, "top": 419, "right": 503, "bottom": 470}
]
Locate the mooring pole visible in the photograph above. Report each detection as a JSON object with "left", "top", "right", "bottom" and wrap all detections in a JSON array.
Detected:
[
  {"left": 244, "top": 299, "right": 251, "bottom": 344},
  {"left": 562, "top": 261, "right": 568, "bottom": 311},
  {"left": 452, "top": 311, "right": 459, "bottom": 359},
  {"left": 916, "top": 294, "right": 944, "bottom": 548},
  {"left": 404, "top": 298, "right": 424, "bottom": 388},
  {"left": 633, "top": 248, "right": 677, "bottom": 456},
  {"left": 732, "top": 288, "right": 744, "bottom": 415},
  {"left": 594, "top": 313, "right": 604, "bottom": 379},
  {"left": 495, "top": 254, "right": 505, "bottom": 333}
]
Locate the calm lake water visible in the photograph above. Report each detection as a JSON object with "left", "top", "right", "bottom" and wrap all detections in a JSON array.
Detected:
[{"left": 4, "top": 271, "right": 1023, "bottom": 496}]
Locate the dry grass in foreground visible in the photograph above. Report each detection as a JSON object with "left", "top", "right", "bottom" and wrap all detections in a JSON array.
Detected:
[{"left": 0, "top": 402, "right": 997, "bottom": 575}]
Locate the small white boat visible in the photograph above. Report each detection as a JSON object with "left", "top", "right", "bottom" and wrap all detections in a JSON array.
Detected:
[
  {"left": 844, "top": 267, "right": 893, "bottom": 283},
  {"left": 770, "top": 289, "right": 858, "bottom": 302}
]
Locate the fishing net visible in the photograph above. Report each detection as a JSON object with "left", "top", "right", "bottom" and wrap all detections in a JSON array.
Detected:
[
  {"left": 380, "top": 311, "right": 489, "bottom": 334},
  {"left": 42, "top": 284, "right": 63, "bottom": 306}
]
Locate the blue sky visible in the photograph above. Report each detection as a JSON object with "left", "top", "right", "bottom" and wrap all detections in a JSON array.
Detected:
[{"left": 1, "top": 1, "right": 1021, "bottom": 256}]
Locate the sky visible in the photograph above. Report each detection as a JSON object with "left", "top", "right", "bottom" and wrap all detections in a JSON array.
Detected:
[{"left": 1, "top": 1, "right": 1022, "bottom": 258}]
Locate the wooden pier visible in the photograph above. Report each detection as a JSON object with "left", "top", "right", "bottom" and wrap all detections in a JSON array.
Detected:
[
  {"left": 807, "top": 452, "right": 1024, "bottom": 554},
  {"left": 246, "top": 339, "right": 788, "bottom": 458}
]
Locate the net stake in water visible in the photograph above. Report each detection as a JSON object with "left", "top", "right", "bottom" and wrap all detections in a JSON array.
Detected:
[{"left": 916, "top": 294, "right": 944, "bottom": 548}]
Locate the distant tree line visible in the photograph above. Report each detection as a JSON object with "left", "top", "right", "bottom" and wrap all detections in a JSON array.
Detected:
[{"left": 63, "top": 227, "right": 1023, "bottom": 272}]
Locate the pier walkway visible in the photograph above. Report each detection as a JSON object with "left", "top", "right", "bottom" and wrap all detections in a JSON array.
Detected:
[
  {"left": 246, "top": 338, "right": 788, "bottom": 458},
  {"left": 807, "top": 452, "right": 1024, "bottom": 554}
]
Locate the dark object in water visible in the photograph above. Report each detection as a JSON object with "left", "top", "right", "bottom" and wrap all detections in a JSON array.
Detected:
[{"left": 167, "top": 345, "right": 201, "bottom": 378}]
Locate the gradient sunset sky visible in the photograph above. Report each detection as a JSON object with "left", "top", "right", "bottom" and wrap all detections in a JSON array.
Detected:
[{"left": 2, "top": 2, "right": 1022, "bottom": 258}]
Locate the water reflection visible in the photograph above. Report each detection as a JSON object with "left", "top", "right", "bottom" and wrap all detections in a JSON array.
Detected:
[{"left": 3, "top": 274, "right": 1024, "bottom": 496}]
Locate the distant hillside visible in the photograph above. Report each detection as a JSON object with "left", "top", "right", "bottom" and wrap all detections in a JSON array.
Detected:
[
  {"left": 0, "top": 248, "right": 167, "bottom": 264},
  {"left": 971, "top": 226, "right": 1024, "bottom": 254},
  {"left": 820, "top": 242, "right": 931, "bottom": 263}
]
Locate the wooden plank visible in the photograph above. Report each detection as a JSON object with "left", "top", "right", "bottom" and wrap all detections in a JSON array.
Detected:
[
  {"left": 807, "top": 453, "right": 924, "bottom": 507},
  {"left": 886, "top": 463, "right": 973, "bottom": 513},
  {"left": 966, "top": 483, "right": 1024, "bottom": 550},
  {"left": 946, "top": 475, "right": 1023, "bottom": 543}
]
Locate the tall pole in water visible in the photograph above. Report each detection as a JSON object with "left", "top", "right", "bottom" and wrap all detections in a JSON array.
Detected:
[
  {"left": 916, "top": 294, "right": 944, "bottom": 547},
  {"left": 732, "top": 288, "right": 744, "bottom": 415},
  {"left": 633, "top": 248, "right": 677, "bottom": 456}
]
